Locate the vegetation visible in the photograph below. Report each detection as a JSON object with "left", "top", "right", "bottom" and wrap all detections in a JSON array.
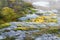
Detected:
[
  {"left": 0, "top": 0, "right": 59, "bottom": 40},
  {"left": 0, "top": 0, "right": 35, "bottom": 25},
  {"left": 31, "top": 27, "right": 60, "bottom": 37},
  {"left": 1, "top": 7, "right": 19, "bottom": 22},
  {"left": 31, "top": 15, "right": 57, "bottom": 23},
  {"left": 0, "top": 23, "right": 10, "bottom": 29},
  {"left": 14, "top": 27, "right": 38, "bottom": 31},
  {"left": 3, "top": 36, "right": 15, "bottom": 40}
]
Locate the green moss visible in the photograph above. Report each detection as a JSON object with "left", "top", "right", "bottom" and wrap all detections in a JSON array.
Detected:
[
  {"left": 56, "top": 34, "right": 60, "bottom": 37},
  {"left": 30, "top": 27, "right": 60, "bottom": 37},
  {"left": 14, "top": 27, "right": 38, "bottom": 31},
  {"left": 46, "top": 29, "right": 59, "bottom": 34},
  {"left": 0, "top": 23, "right": 11, "bottom": 29}
]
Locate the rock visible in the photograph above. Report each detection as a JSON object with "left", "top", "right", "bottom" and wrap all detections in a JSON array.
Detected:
[
  {"left": 18, "top": 14, "right": 38, "bottom": 21},
  {"left": 26, "top": 14, "right": 38, "bottom": 19},
  {"left": 15, "top": 39, "right": 23, "bottom": 40},
  {"left": 0, "top": 35, "right": 6, "bottom": 39},
  {"left": 47, "top": 23, "right": 59, "bottom": 26},
  {"left": 18, "top": 17, "right": 28, "bottom": 21},
  {"left": 35, "top": 34, "right": 60, "bottom": 40},
  {"left": 35, "top": 37, "right": 41, "bottom": 40}
]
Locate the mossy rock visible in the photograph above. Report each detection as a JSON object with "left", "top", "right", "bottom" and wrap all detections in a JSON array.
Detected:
[
  {"left": 16, "top": 24, "right": 22, "bottom": 27},
  {"left": 0, "top": 23, "right": 11, "bottom": 29},
  {"left": 14, "top": 27, "right": 38, "bottom": 31},
  {"left": 3, "top": 36, "right": 15, "bottom": 40},
  {"left": 31, "top": 27, "right": 60, "bottom": 37},
  {"left": 46, "top": 29, "right": 59, "bottom": 34}
]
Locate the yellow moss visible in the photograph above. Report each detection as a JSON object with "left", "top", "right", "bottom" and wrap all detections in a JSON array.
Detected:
[
  {"left": 47, "top": 19, "right": 57, "bottom": 22},
  {"left": 50, "top": 13, "right": 57, "bottom": 16},
  {"left": 0, "top": 23, "right": 10, "bottom": 29},
  {"left": 10, "top": 0, "right": 16, "bottom": 3},
  {"left": 31, "top": 16, "right": 46, "bottom": 23},
  {"left": 14, "top": 27, "right": 38, "bottom": 30},
  {"left": 31, "top": 15, "right": 57, "bottom": 23},
  {"left": 15, "top": 27, "right": 29, "bottom": 30},
  {"left": 2, "top": 7, "right": 15, "bottom": 16}
]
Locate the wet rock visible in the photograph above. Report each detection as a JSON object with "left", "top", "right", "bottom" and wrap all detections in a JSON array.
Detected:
[
  {"left": 47, "top": 23, "right": 59, "bottom": 26},
  {"left": 35, "top": 34, "right": 60, "bottom": 40},
  {"left": 0, "top": 35, "right": 6, "bottom": 40},
  {"left": 18, "top": 17, "right": 28, "bottom": 21},
  {"left": 26, "top": 14, "right": 38, "bottom": 19},
  {"left": 18, "top": 14, "right": 38, "bottom": 21}
]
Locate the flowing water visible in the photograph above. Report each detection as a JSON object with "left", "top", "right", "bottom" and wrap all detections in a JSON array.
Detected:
[{"left": 0, "top": 0, "right": 60, "bottom": 40}]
